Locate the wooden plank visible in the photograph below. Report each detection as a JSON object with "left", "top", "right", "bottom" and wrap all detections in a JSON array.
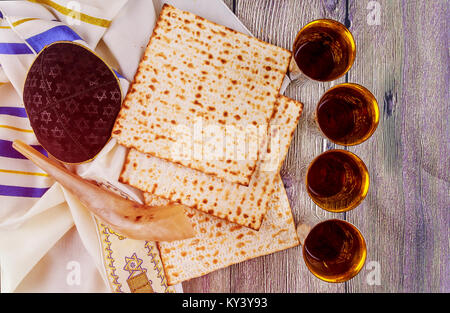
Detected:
[
  {"left": 184, "top": 0, "right": 449, "bottom": 293},
  {"left": 232, "top": 0, "right": 348, "bottom": 293},
  {"left": 346, "top": 0, "right": 449, "bottom": 292},
  {"left": 184, "top": 0, "right": 353, "bottom": 293},
  {"left": 397, "top": 0, "right": 449, "bottom": 293},
  {"left": 344, "top": 0, "right": 405, "bottom": 292},
  {"left": 0, "top": 0, "right": 442, "bottom": 294},
  {"left": 222, "top": 0, "right": 233, "bottom": 10}
]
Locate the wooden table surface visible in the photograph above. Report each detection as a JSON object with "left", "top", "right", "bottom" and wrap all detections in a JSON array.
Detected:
[{"left": 183, "top": 0, "right": 449, "bottom": 293}]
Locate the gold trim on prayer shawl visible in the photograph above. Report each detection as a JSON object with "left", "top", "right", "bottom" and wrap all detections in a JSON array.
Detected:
[
  {"left": 28, "top": 0, "right": 112, "bottom": 27},
  {"left": 0, "top": 125, "right": 34, "bottom": 133},
  {"left": 0, "top": 168, "right": 49, "bottom": 177}
]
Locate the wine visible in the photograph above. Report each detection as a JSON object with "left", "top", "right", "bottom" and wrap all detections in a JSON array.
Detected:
[
  {"left": 293, "top": 19, "right": 355, "bottom": 82},
  {"left": 317, "top": 83, "right": 379, "bottom": 146},
  {"left": 306, "top": 150, "right": 369, "bottom": 213},
  {"left": 303, "top": 219, "right": 367, "bottom": 283}
]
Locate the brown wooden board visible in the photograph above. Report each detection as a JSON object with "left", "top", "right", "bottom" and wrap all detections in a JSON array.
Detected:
[{"left": 183, "top": 0, "right": 448, "bottom": 293}]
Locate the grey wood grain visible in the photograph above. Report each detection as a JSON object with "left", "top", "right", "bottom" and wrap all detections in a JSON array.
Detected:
[
  {"left": 233, "top": 0, "right": 348, "bottom": 293},
  {"left": 184, "top": 0, "right": 349, "bottom": 293},
  {"left": 398, "top": 0, "right": 449, "bottom": 293},
  {"left": 344, "top": 0, "right": 407, "bottom": 293},
  {"left": 183, "top": 0, "right": 449, "bottom": 293},
  {"left": 344, "top": 0, "right": 449, "bottom": 293}
]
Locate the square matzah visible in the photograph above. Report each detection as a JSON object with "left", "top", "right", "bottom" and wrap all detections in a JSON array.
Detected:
[
  {"left": 120, "top": 95, "right": 303, "bottom": 230},
  {"left": 145, "top": 176, "right": 300, "bottom": 286},
  {"left": 112, "top": 4, "right": 291, "bottom": 186}
]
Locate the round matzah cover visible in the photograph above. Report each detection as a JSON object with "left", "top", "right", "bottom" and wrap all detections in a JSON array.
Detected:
[{"left": 23, "top": 42, "right": 122, "bottom": 163}]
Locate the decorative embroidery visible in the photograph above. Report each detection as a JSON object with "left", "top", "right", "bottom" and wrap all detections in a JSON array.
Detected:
[
  {"left": 98, "top": 222, "right": 123, "bottom": 293},
  {"left": 107, "top": 227, "right": 126, "bottom": 240},
  {"left": 93, "top": 181, "right": 175, "bottom": 293},
  {"left": 96, "top": 219, "right": 176, "bottom": 293},
  {"left": 123, "top": 252, "right": 146, "bottom": 279},
  {"left": 144, "top": 241, "right": 171, "bottom": 292}
]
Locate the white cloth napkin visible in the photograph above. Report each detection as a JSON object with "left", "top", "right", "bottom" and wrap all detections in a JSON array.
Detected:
[
  {"left": 0, "top": 0, "right": 151, "bottom": 293},
  {"left": 0, "top": 0, "right": 279, "bottom": 293}
]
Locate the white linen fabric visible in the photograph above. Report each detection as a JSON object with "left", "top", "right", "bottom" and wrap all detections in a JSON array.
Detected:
[{"left": 0, "top": 0, "right": 282, "bottom": 293}]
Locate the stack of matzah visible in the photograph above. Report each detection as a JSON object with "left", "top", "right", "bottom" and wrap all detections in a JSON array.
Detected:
[
  {"left": 112, "top": 4, "right": 291, "bottom": 186},
  {"left": 121, "top": 95, "right": 302, "bottom": 230},
  {"left": 113, "top": 4, "right": 303, "bottom": 285},
  {"left": 144, "top": 177, "right": 299, "bottom": 285}
]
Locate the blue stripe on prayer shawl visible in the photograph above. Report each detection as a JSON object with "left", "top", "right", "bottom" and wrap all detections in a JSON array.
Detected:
[
  {"left": 0, "top": 139, "right": 48, "bottom": 159},
  {"left": 0, "top": 184, "right": 49, "bottom": 197},
  {"left": 0, "top": 42, "right": 33, "bottom": 54},
  {"left": 0, "top": 107, "right": 28, "bottom": 118},
  {"left": 26, "top": 24, "right": 82, "bottom": 53}
]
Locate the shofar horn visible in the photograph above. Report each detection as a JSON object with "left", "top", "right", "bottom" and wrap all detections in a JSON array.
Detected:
[{"left": 13, "top": 140, "right": 195, "bottom": 242}]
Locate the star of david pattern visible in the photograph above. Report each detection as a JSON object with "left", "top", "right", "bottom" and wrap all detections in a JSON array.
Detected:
[
  {"left": 23, "top": 42, "right": 122, "bottom": 163},
  {"left": 123, "top": 253, "right": 147, "bottom": 279}
]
